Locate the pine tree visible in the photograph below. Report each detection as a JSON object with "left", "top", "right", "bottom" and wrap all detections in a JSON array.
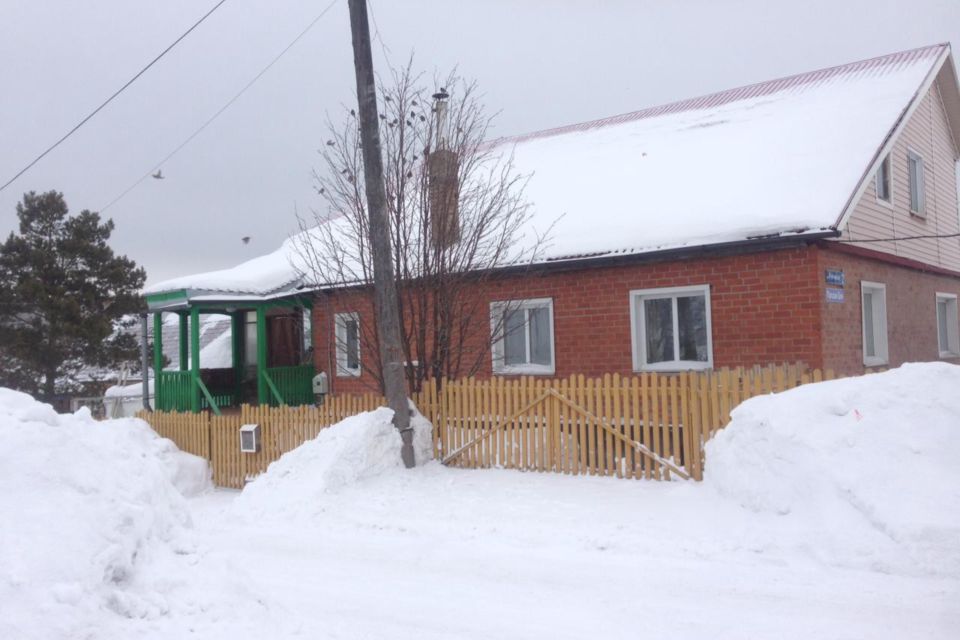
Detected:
[{"left": 0, "top": 191, "right": 146, "bottom": 401}]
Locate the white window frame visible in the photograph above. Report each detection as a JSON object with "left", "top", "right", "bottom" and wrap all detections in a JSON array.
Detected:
[
  {"left": 630, "top": 285, "right": 714, "bottom": 372},
  {"left": 861, "top": 281, "right": 889, "bottom": 367},
  {"left": 907, "top": 149, "right": 926, "bottom": 217},
  {"left": 936, "top": 293, "right": 959, "bottom": 358},
  {"left": 490, "top": 298, "right": 555, "bottom": 375},
  {"left": 874, "top": 152, "right": 893, "bottom": 207},
  {"left": 334, "top": 312, "right": 361, "bottom": 377}
]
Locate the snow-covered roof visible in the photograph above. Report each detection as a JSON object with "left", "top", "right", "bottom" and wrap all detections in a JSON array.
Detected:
[
  {"left": 503, "top": 43, "right": 950, "bottom": 261},
  {"left": 145, "top": 234, "right": 314, "bottom": 299},
  {"left": 146, "top": 44, "right": 954, "bottom": 301}
]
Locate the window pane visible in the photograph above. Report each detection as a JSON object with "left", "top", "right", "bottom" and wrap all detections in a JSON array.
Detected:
[
  {"left": 938, "top": 299, "right": 949, "bottom": 351},
  {"left": 644, "top": 298, "right": 674, "bottom": 363},
  {"left": 909, "top": 156, "right": 923, "bottom": 212},
  {"left": 677, "top": 295, "right": 708, "bottom": 362},
  {"left": 345, "top": 319, "right": 359, "bottom": 370},
  {"left": 876, "top": 158, "right": 890, "bottom": 201},
  {"left": 863, "top": 291, "right": 875, "bottom": 357},
  {"left": 503, "top": 308, "right": 526, "bottom": 365},
  {"left": 302, "top": 308, "right": 313, "bottom": 353},
  {"left": 529, "top": 307, "right": 551, "bottom": 365}
]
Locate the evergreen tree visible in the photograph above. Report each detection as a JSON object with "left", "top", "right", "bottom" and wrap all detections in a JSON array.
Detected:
[{"left": 0, "top": 191, "right": 146, "bottom": 400}]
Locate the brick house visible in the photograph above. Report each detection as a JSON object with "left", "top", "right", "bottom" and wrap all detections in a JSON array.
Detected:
[{"left": 145, "top": 44, "right": 960, "bottom": 407}]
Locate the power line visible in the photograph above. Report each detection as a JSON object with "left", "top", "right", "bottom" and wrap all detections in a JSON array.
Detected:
[
  {"left": 100, "top": 0, "right": 340, "bottom": 214},
  {"left": 837, "top": 232, "right": 960, "bottom": 243},
  {"left": 0, "top": 0, "right": 231, "bottom": 194}
]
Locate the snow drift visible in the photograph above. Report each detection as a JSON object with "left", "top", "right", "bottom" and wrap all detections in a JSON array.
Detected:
[
  {"left": 705, "top": 362, "right": 960, "bottom": 577},
  {"left": 0, "top": 388, "right": 211, "bottom": 637},
  {"left": 233, "top": 405, "right": 434, "bottom": 521}
]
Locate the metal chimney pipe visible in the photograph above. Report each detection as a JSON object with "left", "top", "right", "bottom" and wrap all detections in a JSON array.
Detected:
[{"left": 432, "top": 88, "right": 450, "bottom": 148}]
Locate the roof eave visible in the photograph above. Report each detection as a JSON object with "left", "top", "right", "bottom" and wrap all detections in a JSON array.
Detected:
[
  {"left": 298, "top": 230, "right": 841, "bottom": 295},
  {"left": 145, "top": 284, "right": 306, "bottom": 312}
]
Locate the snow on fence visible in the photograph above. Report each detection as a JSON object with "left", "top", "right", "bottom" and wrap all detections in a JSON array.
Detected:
[{"left": 137, "top": 363, "right": 835, "bottom": 487}]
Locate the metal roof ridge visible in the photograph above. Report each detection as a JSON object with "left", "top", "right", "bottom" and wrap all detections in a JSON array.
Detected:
[{"left": 484, "top": 43, "right": 947, "bottom": 149}]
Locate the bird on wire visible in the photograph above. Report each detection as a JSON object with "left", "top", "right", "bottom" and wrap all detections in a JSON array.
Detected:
[{"left": 152, "top": 170, "right": 164, "bottom": 180}]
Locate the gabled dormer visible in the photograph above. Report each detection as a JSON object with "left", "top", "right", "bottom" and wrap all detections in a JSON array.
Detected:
[{"left": 839, "top": 44, "right": 960, "bottom": 272}]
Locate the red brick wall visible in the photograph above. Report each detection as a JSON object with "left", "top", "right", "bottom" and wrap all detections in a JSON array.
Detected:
[
  {"left": 818, "top": 244, "right": 960, "bottom": 375},
  {"left": 313, "top": 245, "right": 825, "bottom": 393}
]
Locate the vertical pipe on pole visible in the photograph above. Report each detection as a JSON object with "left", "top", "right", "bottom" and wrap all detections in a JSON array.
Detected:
[{"left": 141, "top": 313, "right": 152, "bottom": 411}]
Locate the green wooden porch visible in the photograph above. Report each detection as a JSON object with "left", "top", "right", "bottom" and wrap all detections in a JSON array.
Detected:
[{"left": 146, "top": 291, "right": 315, "bottom": 415}]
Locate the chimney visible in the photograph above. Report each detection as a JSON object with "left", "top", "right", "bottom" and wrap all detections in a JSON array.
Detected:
[{"left": 429, "top": 88, "right": 459, "bottom": 249}]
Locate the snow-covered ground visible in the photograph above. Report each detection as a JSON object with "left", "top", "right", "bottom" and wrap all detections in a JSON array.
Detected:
[{"left": 2, "top": 364, "right": 959, "bottom": 639}]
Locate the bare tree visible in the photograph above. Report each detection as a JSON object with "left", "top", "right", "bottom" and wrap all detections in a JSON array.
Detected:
[{"left": 296, "top": 62, "right": 551, "bottom": 393}]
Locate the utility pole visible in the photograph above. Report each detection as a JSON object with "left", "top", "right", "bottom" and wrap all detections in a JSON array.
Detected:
[{"left": 347, "top": 0, "right": 415, "bottom": 467}]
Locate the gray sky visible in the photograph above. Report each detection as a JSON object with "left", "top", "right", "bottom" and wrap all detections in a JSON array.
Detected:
[{"left": 1, "top": 0, "right": 958, "bottom": 285}]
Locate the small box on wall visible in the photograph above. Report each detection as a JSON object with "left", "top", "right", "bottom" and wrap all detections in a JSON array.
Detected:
[{"left": 239, "top": 423, "right": 260, "bottom": 453}]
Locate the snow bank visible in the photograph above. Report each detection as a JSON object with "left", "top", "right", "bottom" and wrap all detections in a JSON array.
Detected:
[
  {"left": 0, "top": 388, "right": 212, "bottom": 636},
  {"left": 705, "top": 363, "right": 960, "bottom": 577},
  {"left": 233, "top": 405, "right": 433, "bottom": 521}
]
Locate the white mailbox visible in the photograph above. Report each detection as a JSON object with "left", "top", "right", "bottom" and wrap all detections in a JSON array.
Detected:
[
  {"left": 239, "top": 423, "right": 260, "bottom": 453},
  {"left": 312, "top": 371, "right": 329, "bottom": 395}
]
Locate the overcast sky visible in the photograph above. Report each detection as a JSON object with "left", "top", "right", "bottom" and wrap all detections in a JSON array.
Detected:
[{"left": 1, "top": 0, "right": 958, "bottom": 285}]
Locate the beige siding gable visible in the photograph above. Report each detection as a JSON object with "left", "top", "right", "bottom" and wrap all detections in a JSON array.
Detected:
[{"left": 841, "top": 82, "right": 960, "bottom": 272}]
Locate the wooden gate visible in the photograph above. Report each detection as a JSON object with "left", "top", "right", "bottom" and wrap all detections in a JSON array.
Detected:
[
  {"left": 432, "top": 374, "right": 700, "bottom": 480},
  {"left": 431, "top": 365, "right": 833, "bottom": 481}
]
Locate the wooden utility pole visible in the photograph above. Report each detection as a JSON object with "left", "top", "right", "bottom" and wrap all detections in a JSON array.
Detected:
[{"left": 347, "top": 0, "right": 415, "bottom": 467}]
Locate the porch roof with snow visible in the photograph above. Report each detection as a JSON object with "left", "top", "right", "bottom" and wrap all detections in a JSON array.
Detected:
[{"left": 145, "top": 43, "right": 960, "bottom": 306}]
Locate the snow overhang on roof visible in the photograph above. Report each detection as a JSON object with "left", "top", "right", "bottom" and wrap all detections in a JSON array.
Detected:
[
  {"left": 146, "top": 44, "right": 953, "bottom": 300},
  {"left": 144, "top": 232, "right": 314, "bottom": 308}
]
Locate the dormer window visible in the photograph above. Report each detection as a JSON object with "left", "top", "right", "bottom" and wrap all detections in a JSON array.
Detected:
[
  {"left": 908, "top": 150, "right": 925, "bottom": 216},
  {"left": 875, "top": 153, "right": 891, "bottom": 203}
]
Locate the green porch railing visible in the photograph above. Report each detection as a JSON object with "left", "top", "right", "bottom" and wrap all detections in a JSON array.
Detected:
[
  {"left": 157, "top": 371, "right": 236, "bottom": 413},
  {"left": 158, "top": 367, "right": 313, "bottom": 411},
  {"left": 200, "top": 392, "right": 235, "bottom": 411},
  {"left": 265, "top": 364, "right": 315, "bottom": 406},
  {"left": 156, "top": 371, "right": 193, "bottom": 412}
]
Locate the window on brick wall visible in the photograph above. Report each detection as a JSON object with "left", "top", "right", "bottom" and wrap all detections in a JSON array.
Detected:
[
  {"left": 908, "top": 150, "right": 925, "bottom": 217},
  {"left": 875, "top": 153, "right": 892, "bottom": 204},
  {"left": 861, "top": 282, "right": 888, "bottom": 367},
  {"left": 490, "top": 298, "right": 555, "bottom": 375},
  {"left": 334, "top": 312, "right": 361, "bottom": 377},
  {"left": 631, "top": 285, "right": 713, "bottom": 371},
  {"left": 936, "top": 293, "right": 959, "bottom": 357}
]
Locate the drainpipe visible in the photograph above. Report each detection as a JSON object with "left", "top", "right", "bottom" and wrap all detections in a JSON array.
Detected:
[{"left": 141, "top": 313, "right": 152, "bottom": 411}]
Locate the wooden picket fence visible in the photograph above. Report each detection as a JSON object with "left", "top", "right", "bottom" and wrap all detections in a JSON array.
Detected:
[
  {"left": 429, "top": 364, "right": 835, "bottom": 481},
  {"left": 138, "top": 392, "right": 383, "bottom": 488},
  {"left": 138, "top": 363, "right": 836, "bottom": 487}
]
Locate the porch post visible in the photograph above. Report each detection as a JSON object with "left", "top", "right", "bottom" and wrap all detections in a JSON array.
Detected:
[
  {"left": 231, "top": 312, "right": 243, "bottom": 405},
  {"left": 190, "top": 306, "right": 201, "bottom": 413},
  {"left": 152, "top": 312, "right": 163, "bottom": 409},
  {"left": 256, "top": 306, "right": 267, "bottom": 404},
  {"left": 178, "top": 312, "right": 189, "bottom": 371}
]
